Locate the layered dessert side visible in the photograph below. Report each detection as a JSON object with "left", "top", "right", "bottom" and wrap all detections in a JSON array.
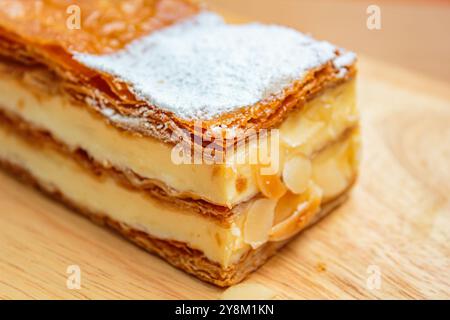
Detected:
[{"left": 0, "top": 0, "right": 359, "bottom": 286}]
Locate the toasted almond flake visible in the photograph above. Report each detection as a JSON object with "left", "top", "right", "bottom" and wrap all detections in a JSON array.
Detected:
[
  {"left": 270, "top": 182, "right": 322, "bottom": 242},
  {"left": 220, "top": 283, "right": 280, "bottom": 300},
  {"left": 255, "top": 172, "right": 287, "bottom": 199},
  {"left": 282, "top": 154, "right": 312, "bottom": 194},
  {"left": 244, "top": 198, "right": 277, "bottom": 249},
  {"left": 312, "top": 149, "right": 350, "bottom": 199},
  {"left": 270, "top": 203, "right": 309, "bottom": 242},
  {"left": 273, "top": 191, "right": 304, "bottom": 225}
]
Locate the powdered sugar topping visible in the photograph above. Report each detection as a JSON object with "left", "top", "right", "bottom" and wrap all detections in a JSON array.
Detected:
[{"left": 75, "top": 12, "right": 354, "bottom": 120}]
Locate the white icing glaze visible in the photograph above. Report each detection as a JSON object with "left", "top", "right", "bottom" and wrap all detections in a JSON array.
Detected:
[{"left": 75, "top": 12, "right": 355, "bottom": 120}]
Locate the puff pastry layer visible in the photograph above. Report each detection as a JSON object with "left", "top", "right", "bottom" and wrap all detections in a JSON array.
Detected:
[{"left": 0, "top": 1, "right": 360, "bottom": 286}]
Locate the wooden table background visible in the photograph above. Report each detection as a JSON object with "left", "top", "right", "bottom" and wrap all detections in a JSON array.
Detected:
[
  {"left": 0, "top": 1, "right": 449, "bottom": 299},
  {"left": 209, "top": 0, "right": 450, "bottom": 83}
]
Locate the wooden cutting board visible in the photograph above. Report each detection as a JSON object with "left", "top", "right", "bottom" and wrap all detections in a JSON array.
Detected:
[{"left": 0, "top": 55, "right": 449, "bottom": 299}]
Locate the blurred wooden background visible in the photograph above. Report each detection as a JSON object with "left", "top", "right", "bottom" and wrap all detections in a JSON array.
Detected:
[{"left": 208, "top": 0, "right": 450, "bottom": 83}]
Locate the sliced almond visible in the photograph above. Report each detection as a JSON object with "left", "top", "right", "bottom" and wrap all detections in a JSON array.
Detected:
[
  {"left": 312, "top": 153, "right": 349, "bottom": 199},
  {"left": 269, "top": 203, "right": 309, "bottom": 242},
  {"left": 270, "top": 183, "right": 322, "bottom": 242},
  {"left": 273, "top": 191, "right": 304, "bottom": 225},
  {"left": 220, "top": 283, "right": 280, "bottom": 300},
  {"left": 282, "top": 154, "right": 312, "bottom": 194},
  {"left": 255, "top": 172, "right": 287, "bottom": 199},
  {"left": 243, "top": 198, "right": 277, "bottom": 249}
]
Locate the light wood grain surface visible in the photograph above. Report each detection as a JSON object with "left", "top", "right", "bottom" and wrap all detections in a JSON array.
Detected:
[{"left": 0, "top": 55, "right": 449, "bottom": 300}]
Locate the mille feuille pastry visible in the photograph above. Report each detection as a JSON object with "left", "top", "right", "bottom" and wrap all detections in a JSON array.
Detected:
[{"left": 0, "top": 0, "right": 359, "bottom": 287}]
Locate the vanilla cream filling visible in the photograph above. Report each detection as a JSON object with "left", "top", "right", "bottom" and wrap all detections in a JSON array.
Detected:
[
  {"left": 0, "top": 76, "right": 357, "bottom": 207},
  {"left": 0, "top": 125, "right": 248, "bottom": 266},
  {"left": 0, "top": 120, "right": 359, "bottom": 265}
]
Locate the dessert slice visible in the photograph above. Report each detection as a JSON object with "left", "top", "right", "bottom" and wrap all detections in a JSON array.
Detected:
[{"left": 0, "top": 1, "right": 359, "bottom": 286}]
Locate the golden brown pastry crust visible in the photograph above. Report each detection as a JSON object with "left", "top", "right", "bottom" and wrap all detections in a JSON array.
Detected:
[
  {"left": 0, "top": 1, "right": 356, "bottom": 146},
  {"left": 0, "top": 0, "right": 200, "bottom": 54},
  {"left": 0, "top": 156, "right": 350, "bottom": 287}
]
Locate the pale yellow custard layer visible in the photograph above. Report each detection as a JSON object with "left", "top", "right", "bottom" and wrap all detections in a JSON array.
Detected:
[
  {"left": 0, "top": 76, "right": 357, "bottom": 207},
  {"left": 0, "top": 124, "right": 246, "bottom": 266},
  {"left": 0, "top": 121, "right": 359, "bottom": 265}
]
